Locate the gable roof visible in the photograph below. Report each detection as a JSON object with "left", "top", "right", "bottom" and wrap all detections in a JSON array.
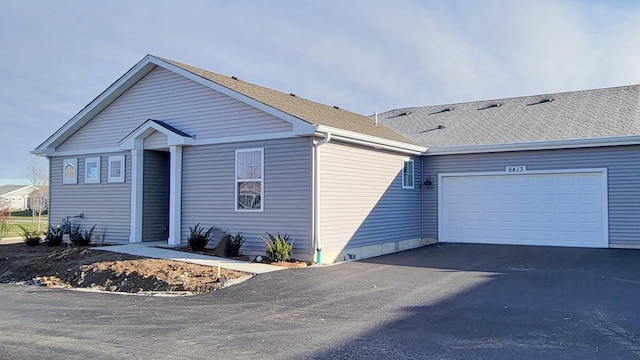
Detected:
[
  {"left": 378, "top": 84, "right": 640, "bottom": 153},
  {"left": 0, "top": 185, "right": 37, "bottom": 196},
  {"left": 33, "top": 55, "right": 418, "bottom": 155},
  {"left": 158, "top": 58, "right": 414, "bottom": 144}
]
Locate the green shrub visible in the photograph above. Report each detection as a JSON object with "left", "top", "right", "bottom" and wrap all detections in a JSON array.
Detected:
[
  {"left": 45, "top": 226, "right": 64, "bottom": 247},
  {"left": 261, "top": 232, "right": 294, "bottom": 262},
  {"left": 224, "top": 232, "right": 245, "bottom": 257},
  {"left": 19, "top": 225, "right": 42, "bottom": 246},
  {"left": 69, "top": 224, "right": 96, "bottom": 246},
  {"left": 187, "top": 223, "right": 215, "bottom": 251}
]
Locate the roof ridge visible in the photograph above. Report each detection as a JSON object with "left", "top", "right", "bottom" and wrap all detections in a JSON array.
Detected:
[{"left": 381, "top": 83, "right": 640, "bottom": 114}]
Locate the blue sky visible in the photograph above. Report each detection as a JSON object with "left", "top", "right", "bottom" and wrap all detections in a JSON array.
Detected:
[{"left": 1, "top": 0, "right": 640, "bottom": 184}]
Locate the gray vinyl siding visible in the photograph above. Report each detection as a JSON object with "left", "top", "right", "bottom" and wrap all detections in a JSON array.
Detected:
[
  {"left": 57, "top": 67, "right": 292, "bottom": 151},
  {"left": 181, "top": 137, "right": 312, "bottom": 256},
  {"left": 423, "top": 145, "right": 640, "bottom": 246},
  {"left": 320, "top": 141, "right": 422, "bottom": 252},
  {"left": 49, "top": 153, "right": 131, "bottom": 242},
  {"left": 143, "top": 131, "right": 168, "bottom": 150},
  {"left": 142, "top": 150, "right": 170, "bottom": 242}
]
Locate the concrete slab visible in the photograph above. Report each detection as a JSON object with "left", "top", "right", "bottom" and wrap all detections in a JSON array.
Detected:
[{"left": 92, "top": 243, "right": 284, "bottom": 274}]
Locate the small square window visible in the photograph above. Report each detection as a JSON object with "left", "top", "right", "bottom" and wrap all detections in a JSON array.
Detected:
[
  {"left": 62, "top": 158, "right": 78, "bottom": 184},
  {"left": 108, "top": 155, "right": 125, "bottom": 183},
  {"left": 402, "top": 159, "right": 414, "bottom": 189},
  {"left": 84, "top": 157, "right": 101, "bottom": 184}
]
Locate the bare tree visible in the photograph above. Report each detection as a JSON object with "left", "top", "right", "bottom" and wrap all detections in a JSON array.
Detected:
[
  {"left": 0, "top": 203, "right": 9, "bottom": 240},
  {"left": 27, "top": 161, "right": 48, "bottom": 231}
]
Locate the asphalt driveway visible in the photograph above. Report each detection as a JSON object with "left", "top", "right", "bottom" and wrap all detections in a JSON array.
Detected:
[{"left": 1, "top": 244, "right": 639, "bottom": 359}]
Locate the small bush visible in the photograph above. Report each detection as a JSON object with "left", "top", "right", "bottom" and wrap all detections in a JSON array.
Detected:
[
  {"left": 69, "top": 224, "right": 96, "bottom": 246},
  {"left": 19, "top": 225, "right": 42, "bottom": 246},
  {"left": 187, "top": 223, "right": 215, "bottom": 251},
  {"left": 0, "top": 208, "right": 9, "bottom": 240},
  {"left": 261, "top": 232, "right": 294, "bottom": 262},
  {"left": 224, "top": 232, "right": 245, "bottom": 257},
  {"left": 45, "top": 226, "right": 64, "bottom": 247}
]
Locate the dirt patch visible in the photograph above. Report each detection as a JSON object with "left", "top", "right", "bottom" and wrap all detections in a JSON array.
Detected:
[{"left": 0, "top": 244, "right": 250, "bottom": 294}]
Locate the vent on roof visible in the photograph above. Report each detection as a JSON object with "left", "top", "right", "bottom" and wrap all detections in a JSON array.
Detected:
[
  {"left": 289, "top": 93, "right": 296, "bottom": 97},
  {"left": 420, "top": 124, "right": 445, "bottom": 133},
  {"left": 429, "top": 107, "right": 454, "bottom": 115},
  {"left": 387, "top": 111, "right": 412, "bottom": 119},
  {"left": 478, "top": 103, "right": 502, "bottom": 110},
  {"left": 333, "top": 106, "right": 340, "bottom": 109},
  {"left": 528, "top": 98, "right": 554, "bottom": 106},
  {"left": 231, "top": 76, "right": 239, "bottom": 80}
]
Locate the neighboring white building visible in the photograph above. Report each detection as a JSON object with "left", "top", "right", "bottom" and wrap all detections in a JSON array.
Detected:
[{"left": 0, "top": 185, "right": 38, "bottom": 211}]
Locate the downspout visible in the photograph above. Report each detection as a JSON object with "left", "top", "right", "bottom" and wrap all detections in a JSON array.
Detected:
[
  {"left": 420, "top": 156, "right": 424, "bottom": 242},
  {"left": 314, "top": 131, "right": 331, "bottom": 264}
]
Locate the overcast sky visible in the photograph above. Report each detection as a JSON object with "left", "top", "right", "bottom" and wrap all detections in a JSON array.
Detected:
[{"left": 1, "top": 0, "right": 640, "bottom": 184}]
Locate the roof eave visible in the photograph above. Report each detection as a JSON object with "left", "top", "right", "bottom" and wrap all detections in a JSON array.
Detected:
[
  {"left": 426, "top": 135, "right": 640, "bottom": 155},
  {"left": 315, "top": 125, "right": 427, "bottom": 155}
]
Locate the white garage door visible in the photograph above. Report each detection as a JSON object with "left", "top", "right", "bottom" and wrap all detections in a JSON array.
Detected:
[{"left": 439, "top": 170, "right": 608, "bottom": 248}]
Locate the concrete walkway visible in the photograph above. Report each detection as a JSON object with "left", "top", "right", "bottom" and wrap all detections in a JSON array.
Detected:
[{"left": 92, "top": 243, "right": 284, "bottom": 274}]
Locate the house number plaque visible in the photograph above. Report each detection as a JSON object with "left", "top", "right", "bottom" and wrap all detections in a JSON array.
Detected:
[{"left": 505, "top": 166, "right": 527, "bottom": 173}]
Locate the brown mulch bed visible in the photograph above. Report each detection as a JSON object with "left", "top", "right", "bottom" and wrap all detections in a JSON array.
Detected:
[
  {"left": 0, "top": 243, "right": 250, "bottom": 295},
  {"left": 170, "top": 244, "right": 310, "bottom": 268}
]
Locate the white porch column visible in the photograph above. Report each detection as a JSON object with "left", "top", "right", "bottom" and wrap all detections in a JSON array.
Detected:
[
  {"left": 168, "top": 145, "right": 183, "bottom": 246},
  {"left": 129, "top": 141, "right": 144, "bottom": 242}
]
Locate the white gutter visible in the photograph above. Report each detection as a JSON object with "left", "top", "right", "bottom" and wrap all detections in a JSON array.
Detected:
[
  {"left": 426, "top": 135, "right": 640, "bottom": 155},
  {"left": 313, "top": 131, "right": 331, "bottom": 264},
  {"left": 315, "top": 125, "right": 426, "bottom": 154}
]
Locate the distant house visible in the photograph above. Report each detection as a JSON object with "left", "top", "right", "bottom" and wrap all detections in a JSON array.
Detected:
[
  {"left": 0, "top": 185, "right": 38, "bottom": 211},
  {"left": 32, "top": 55, "right": 640, "bottom": 263}
]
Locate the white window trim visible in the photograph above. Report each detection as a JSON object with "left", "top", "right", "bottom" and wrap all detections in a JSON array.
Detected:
[
  {"left": 402, "top": 159, "right": 415, "bottom": 189},
  {"left": 108, "top": 155, "right": 126, "bottom": 183},
  {"left": 84, "top": 156, "right": 101, "bottom": 184},
  {"left": 235, "top": 147, "right": 264, "bottom": 212},
  {"left": 62, "top": 158, "right": 78, "bottom": 184}
]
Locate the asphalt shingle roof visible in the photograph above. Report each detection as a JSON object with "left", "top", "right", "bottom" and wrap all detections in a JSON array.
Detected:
[
  {"left": 0, "top": 185, "right": 30, "bottom": 195},
  {"left": 377, "top": 85, "right": 640, "bottom": 149},
  {"left": 160, "top": 57, "right": 415, "bottom": 144}
]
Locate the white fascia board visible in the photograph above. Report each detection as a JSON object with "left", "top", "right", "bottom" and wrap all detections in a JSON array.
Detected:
[
  {"left": 149, "top": 57, "right": 317, "bottom": 135},
  {"left": 43, "top": 147, "right": 125, "bottom": 157},
  {"left": 426, "top": 135, "right": 640, "bottom": 155},
  {"left": 35, "top": 55, "right": 158, "bottom": 153},
  {"left": 118, "top": 121, "right": 193, "bottom": 150},
  {"left": 1, "top": 185, "right": 38, "bottom": 196},
  {"left": 315, "top": 125, "right": 427, "bottom": 154},
  {"left": 192, "top": 131, "right": 297, "bottom": 146}
]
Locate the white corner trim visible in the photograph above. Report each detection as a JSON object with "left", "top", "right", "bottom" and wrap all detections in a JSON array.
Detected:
[
  {"left": 129, "top": 145, "right": 143, "bottom": 243},
  {"left": 315, "top": 125, "right": 426, "bottom": 154},
  {"left": 168, "top": 145, "right": 183, "bottom": 245},
  {"left": 426, "top": 135, "right": 640, "bottom": 155}
]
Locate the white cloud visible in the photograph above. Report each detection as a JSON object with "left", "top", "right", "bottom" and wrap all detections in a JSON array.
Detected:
[{"left": 1, "top": 0, "right": 640, "bottom": 177}]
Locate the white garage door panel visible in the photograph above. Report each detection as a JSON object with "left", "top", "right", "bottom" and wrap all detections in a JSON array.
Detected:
[{"left": 440, "top": 171, "right": 607, "bottom": 248}]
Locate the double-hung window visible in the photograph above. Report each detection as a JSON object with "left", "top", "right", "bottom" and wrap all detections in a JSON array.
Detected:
[
  {"left": 402, "top": 159, "right": 414, "bottom": 189},
  {"left": 235, "top": 148, "right": 263, "bottom": 211}
]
